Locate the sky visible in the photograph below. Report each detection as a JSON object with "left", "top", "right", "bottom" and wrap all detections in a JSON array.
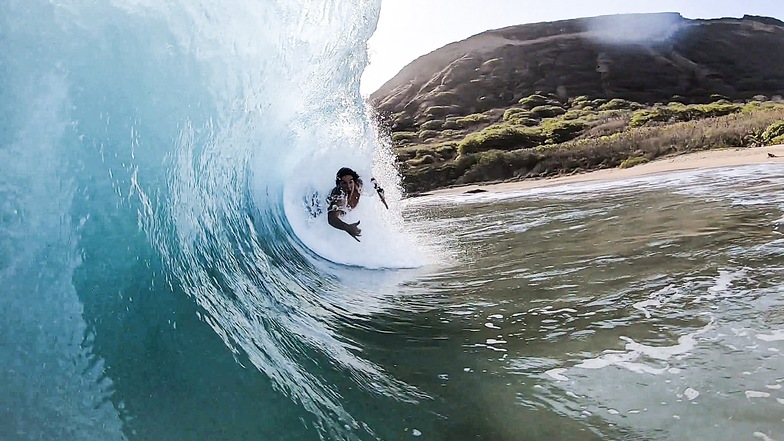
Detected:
[{"left": 360, "top": 0, "right": 784, "bottom": 95}]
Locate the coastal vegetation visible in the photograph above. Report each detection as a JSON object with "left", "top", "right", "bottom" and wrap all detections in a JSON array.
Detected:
[
  {"left": 369, "top": 15, "right": 784, "bottom": 193},
  {"left": 390, "top": 95, "right": 784, "bottom": 193}
]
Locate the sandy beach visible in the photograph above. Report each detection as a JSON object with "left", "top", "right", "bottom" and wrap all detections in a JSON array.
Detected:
[{"left": 428, "top": 145, "right": 784, "bottom": 196}]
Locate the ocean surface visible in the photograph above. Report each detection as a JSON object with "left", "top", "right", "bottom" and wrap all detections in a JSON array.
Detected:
[{"left": 2, "top": 1, "right": 784, "bottom": 440}]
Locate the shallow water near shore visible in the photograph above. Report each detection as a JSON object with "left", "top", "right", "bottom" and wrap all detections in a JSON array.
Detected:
[{"left": 391, "top": 163, "right": 784, "bottom": 440}]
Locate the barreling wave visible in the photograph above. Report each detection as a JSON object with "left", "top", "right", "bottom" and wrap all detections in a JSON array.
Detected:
[{"left": 1, "top": 1, "right": 430, "bottom": 439}]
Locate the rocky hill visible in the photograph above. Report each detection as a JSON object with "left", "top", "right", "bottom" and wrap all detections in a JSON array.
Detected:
[{"left": 370, "top": 13, "right": 784, "bottom": 132}]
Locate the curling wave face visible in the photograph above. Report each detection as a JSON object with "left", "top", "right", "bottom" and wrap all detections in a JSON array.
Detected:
[{"left": 0, "top": 0, "right": 430, "bottom": 439}]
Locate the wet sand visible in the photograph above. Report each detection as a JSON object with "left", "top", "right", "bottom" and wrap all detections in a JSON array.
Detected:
[{"left": 428, "top": 145, "right": 784, "bottom": 196}]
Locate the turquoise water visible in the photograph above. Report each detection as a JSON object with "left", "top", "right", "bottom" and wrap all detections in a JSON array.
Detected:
[{"left": 3, "top": 1, "right": 784, "bottom": 440}]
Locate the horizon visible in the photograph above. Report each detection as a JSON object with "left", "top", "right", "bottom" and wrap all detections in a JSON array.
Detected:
[{"left": 361, "top": 0, "right": 784, "bottom": 96}]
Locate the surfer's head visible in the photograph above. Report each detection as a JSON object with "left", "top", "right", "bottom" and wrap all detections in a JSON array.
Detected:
[{"left": 336, "top": 167, "right": 360, "bottom": 192}]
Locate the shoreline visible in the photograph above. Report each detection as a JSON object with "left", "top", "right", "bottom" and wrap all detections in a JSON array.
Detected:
[{"left": 424, "top": 145, "right": 784, "bottom": 197}]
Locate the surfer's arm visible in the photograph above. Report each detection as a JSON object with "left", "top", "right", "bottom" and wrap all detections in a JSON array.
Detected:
[{"left": 327, "top": 210, "right": 361, "bottom": 242}]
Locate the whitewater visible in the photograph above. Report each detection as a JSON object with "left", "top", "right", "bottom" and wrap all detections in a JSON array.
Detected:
[
  {"left": 1, "top": 0, "right": 429, "bottom": 439},
  {"left": 4, "top": 1, "right": 784, "bottom": 441}
]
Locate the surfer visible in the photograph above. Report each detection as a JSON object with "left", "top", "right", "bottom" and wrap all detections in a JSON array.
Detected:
[{"left": 327, "top": 167, "right": 388, "bottom": 241}]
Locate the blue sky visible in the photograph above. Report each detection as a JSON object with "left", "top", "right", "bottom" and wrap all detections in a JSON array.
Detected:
[{"left": 361, "top": 0, "right": 784, "bottom": 95}]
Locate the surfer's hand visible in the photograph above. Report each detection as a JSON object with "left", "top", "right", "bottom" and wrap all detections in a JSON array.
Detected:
[{"left": 346, "top": 221, "right": 361, "bottom": 242}]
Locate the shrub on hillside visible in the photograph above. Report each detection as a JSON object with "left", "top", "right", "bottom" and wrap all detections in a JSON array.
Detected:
[
  {"left": 503, "top": 109, "right": 539, "bottom": 126},
  {"left": 570, "top": 95, "right": 590, "bottom": 107},
  {"left": 619, "top": 157, "right": 649, "bottom": 168},
  {"left": 598, "top": 99, "right": 644, "bottom": 111},
  {"left": 424, "top": 106, "right": 454, "bottom": 118},
  {"left": 503, "top": 108, "right": 530, "bottom": 122},
  {"left": 458, "top": 125, "right": 546, "bottom": 155},
  {"left": 742, "top": 101, "right": 784, "bottom": 112},
  {"left": 542, "top": 120, "right": 586, "bottom": 144},
  {"left": 420, "top": 120, "right": 444, "bottom": 130},
  {"left": 696, "top": 102, "right": 743, "bottom": 118},
  {"left": 582, "top": 119, "right": 629, "bottom": 138},
  {"left": 629, "top": 102, "right": 742, "bottom": 127},
  {"left": 391, "top": 131, "right": 418, "bottom": 143},
  {"left": 435, "top": 143, "right": 458, "bottom": 160},
  {"left": 563, "top": 108, "right": 593, "bottom": 120},
  {"left": 397, "top": 100, "right": 784, "bottom": 193},
  {"left": 459, "top": 149, "right": 541, "bottom": 183},
  {"left": 395, "top": 150, "right": 417, "bottom": 161},
  {"left": 513, "top": 117, "right": 540, "bottom": 127},
  {"left": 529, "top": 105, "right": 566, "bottom": 119},
  {"left": 418, "top": 129, "right": 440, "bottom": 140},
  {"left": 518, "top": 94, "right": 550, "bottom": 109},
  {"left": 455, "top": 113, "right": 490, "bottom": 127},
  {"left": 407, "top": 154, "right": 436, "bottom": 166},
  {"left": 443, "top": 118, "right": 460, "bottom": 130},
  {"left": 762, "top": 121, "right": 784, "bottom": 144},
  {"left": 429, "top": 91, "right": 461, "bottom": 106},
  {"left": 440, "top": 129, "right": 463, "bottom": 138},
  {"left": 629, "top": 107, "right": 672, "bottom": 127},
  {"left": 392, "top": 114, "right": 414, "bottom": 131}
]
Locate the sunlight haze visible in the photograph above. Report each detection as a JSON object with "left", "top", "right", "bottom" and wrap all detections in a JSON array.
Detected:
[{"left": 361, "top": 0, "right": 784, "bottom": 95}]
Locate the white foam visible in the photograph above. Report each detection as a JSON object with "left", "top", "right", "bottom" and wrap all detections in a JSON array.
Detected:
[
  {"left": 633, "top": 299, "right": 661, "bottom": 319},
  {"left": 574, "top": 322, "right": 712, "bottom": 374},
  {"left": 757, "top": 330, "right": 784, "bottom": 342},
  {"left": 745, "top": 390, "right": 771, "bottom": 399},
  {"left": 545, "top": 368, "right": 570, "bottom": 381},
  {"left": 683, "top": 387, "right": 700, "bottom": 401},
  {"left": 540, "top": 308, "right": 578, "bottom": 315},
  {"left": 283, "top": 167, "right": 430, "bottom": 269},
  {"left": 574, "top": 350, "right": 638, "bottom": 370},
  {"left": 486, "top": 338, "right": 507, "bottom": 345},
  {"left": 619, "top": 324, "right": 709, "bottom": 361},
  {"left": 754, "top": 432, "right": 776, "bottom": 441},
  {"left": 632, "top": 284, "right": 681, "bottom": 318},
  {"left": 708, "top": 270, "right": 740, "bottom": 294}
]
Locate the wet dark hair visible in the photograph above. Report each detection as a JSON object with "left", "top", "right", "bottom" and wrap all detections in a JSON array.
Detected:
[{"left": 335, "top": 167, "right": 361, "bottom": 186}]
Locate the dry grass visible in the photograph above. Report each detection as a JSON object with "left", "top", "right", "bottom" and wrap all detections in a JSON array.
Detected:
[{"left": 392, "top": 94, "right": 784, "bottom": 193}]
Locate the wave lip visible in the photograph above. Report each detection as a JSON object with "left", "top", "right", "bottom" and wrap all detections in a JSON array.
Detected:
[{"left": 1, "top": 0, "right": 436, "bottom": 439}]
